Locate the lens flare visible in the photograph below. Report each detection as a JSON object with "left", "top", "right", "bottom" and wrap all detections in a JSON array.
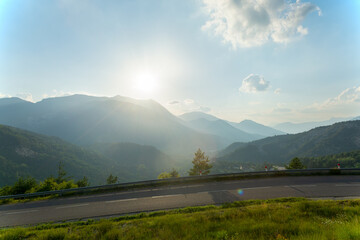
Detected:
[{"left": 237, "top": 189, "right": 244, "bottom": 195}]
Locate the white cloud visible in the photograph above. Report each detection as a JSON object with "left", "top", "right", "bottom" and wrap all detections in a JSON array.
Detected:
[
  {"left": 202, "top": 0, "right": 321, "bottom": 48},
  {"left": 239, "top": 74, "right": 270, "bottom": 93},
  {"left": 299, "top": 85, "right": 360, "bottom": 119},
  {"left": 274, "top": 88, "right": 281, "bottom": 94},
  {"left": 323, "top": 86, "right": 360, "bottom": 106}
]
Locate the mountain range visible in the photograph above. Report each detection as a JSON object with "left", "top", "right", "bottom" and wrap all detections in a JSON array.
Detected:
[
  {"left": 216, "top": 120, "right": 360, "bottom": 166},
  {"left": 179, "top": 112, "right": 284, "bottom": 145},
  {"left": 0, "top": 95, "right": 290, "bottom": 155},
  {"left": 0, "top": 95, "right": 223, "bottom": 155},
  {"left": 272, "top": 117, "right": 356, "bottom": 134},
  {"left": 1, "top": 94, "right": 359, "bottom": 186}
]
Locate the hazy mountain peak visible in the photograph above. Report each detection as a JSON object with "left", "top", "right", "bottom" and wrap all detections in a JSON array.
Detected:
[
  {"left": 0, "top": 97, "right": 32, "bottom": 105},
  {"left": 273, "top": 117, "right": 354, "bottom": 134},
  {"left": 240, "top": 119, "right": 258, "bottom": 124},
  {"left": 229, "top": 119, "right": 285, "bottom": 137},
  {"left": 179, "top": 111, "right": 219, "bottom": 122}
]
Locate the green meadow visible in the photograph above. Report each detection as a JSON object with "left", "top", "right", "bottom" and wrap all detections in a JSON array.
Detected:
[{"left": 1, "top": 198, "right": 359, "bottom": 240}]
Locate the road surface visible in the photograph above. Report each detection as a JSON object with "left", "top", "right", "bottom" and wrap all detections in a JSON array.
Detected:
[{"left": 1, "top": 175, "right": 360, "bottom": 227}]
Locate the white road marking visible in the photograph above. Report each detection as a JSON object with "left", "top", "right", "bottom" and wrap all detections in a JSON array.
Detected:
[
  {"left": 169, "top": 186, "right": 187, "bottom": 189},
  {"left": 106, "top": 198, "right": 138, "bottom": 203},
  {"left": 56, "top": 204, "right": 89, "bottom": 209},
  {"left": 335, "top": 184, "right": 360, "bottom": 187},
  {"left": 196, "top": 190, "right": 227, "bottom": 194},
  {"left": 243, "top": 186, "right": 271, "bottom": 190},
  {"left": 289, "top": 185, "right": 317, "bottom": 188},
  {"left": 151, "top": 194, "right": 182, "bottom": 199},
  {"left": 5, "top": 210, "right": 39, "bottom": 215}
]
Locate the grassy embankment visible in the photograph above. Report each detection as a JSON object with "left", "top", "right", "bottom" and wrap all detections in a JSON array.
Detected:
[{"left": 1, "top": 198, "right": 360, "bottom": 240}]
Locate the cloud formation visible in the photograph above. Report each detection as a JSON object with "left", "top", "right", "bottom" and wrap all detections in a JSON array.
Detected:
[
  {"left": 239, "top": 74, "right": 270, "bottom": 93},
  {"left": 299, "top": 86, "right": 360, "bottom": 119},
  {"left": 202, "top": 0, "right": 321, "bottom": 48},
  {"left": 324, "top": 86, "right": 360, "bottom": 106}
]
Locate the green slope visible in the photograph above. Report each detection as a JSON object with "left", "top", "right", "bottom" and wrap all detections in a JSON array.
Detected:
[
  {"left": 217, "top": 120, "right": 360, "bottom": 165},
  {"left": 301, "top": 150, "right": 360, "bottom": 168},
  {"left": 0, "top": 124, "right": 179, "bottom": 187},
  {"left": 0, "top": 124, "right": 120, "bottom": 186}
]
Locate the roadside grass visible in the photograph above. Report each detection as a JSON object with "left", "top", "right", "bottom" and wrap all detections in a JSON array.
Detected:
[
  {"left": 1, "top": 198, "right": 360, "bottom": 240},
  {"left": 0, "top": 195, "right": 57, "bottom": 205}
]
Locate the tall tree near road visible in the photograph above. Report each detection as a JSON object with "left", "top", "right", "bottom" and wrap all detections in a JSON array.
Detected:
[{"left": 189, "top": 148, "right": 212, "bottom": 176}]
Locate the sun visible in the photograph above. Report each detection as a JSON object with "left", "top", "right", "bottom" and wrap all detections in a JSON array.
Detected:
[{"left": 134, "top": 72, "right": 159, "bottom": 95}]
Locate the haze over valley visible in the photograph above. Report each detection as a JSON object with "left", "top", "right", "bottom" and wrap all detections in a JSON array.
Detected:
[
  {"left": 0, "top": 0, "right": 359, "bottom": 188},
  {"left": 0, "top": 94, "right": 360, "bottom": 186}
]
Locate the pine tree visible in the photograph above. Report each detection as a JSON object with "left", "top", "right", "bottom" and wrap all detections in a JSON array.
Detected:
[
  {"left": 189, "top": 148, "right": 212, "bottom": 176},
  {"left": 169, "top": 168, "right": 180, "bottom": 178},
  {"left": 55, "top": 161, "right": 68, "bottom": 184},
  {"left": 285, "top": 157, "right": 306, "bottom": 169},
  {"left": 106, "top": 174, "right": 118, "bottom": 184}
]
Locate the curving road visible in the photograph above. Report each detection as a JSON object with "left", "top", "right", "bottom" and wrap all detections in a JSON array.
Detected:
[{"left": 1, "top": 175, "right": 360, "bottom": 227}]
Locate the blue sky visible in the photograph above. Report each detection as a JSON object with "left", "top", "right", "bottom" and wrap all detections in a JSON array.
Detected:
[{"left": 0, "top": 0, "right": 359, "bottom": 124}]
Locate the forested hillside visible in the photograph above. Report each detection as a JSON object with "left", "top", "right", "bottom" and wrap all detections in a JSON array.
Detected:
[
  {"left": 0, "top": 124, "right": 116, "bottom": 186},
  {"left": 217, "top": 120, "right": 360, "bottom": 165},
  {"left": 301, "top": 150, "right": 360, "bottom": 168},
  {"left": 0, "top": 124, "right": 183, "bottom": 187}
]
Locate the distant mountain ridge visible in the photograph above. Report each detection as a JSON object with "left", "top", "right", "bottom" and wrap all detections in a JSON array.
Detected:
[
  {"left": 217, "top": 120, "right": 360, "bottom": 165},
  {"left": 184, "top": 118, "right": 263, "bottom": 146},
  {"left": 273, "top": 117, "right": 354, "bottom": 134},
  {"left": 179, "top": 112, "right": 284, "bottom": 139},
  {"left": 0, "top": 95, "right": 223, "bottom": 155},
  {"left": 229, "top": 119, "right": 284, "bottom": 136}
]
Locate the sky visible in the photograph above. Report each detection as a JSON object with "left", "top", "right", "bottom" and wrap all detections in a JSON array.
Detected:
[{"left": 0, "top": 0, "right": 359, "bottom": 125}]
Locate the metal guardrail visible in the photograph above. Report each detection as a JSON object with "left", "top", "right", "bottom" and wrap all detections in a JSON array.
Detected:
[{"left": 1, "top": 168, "right": 360, "bottom": 200}]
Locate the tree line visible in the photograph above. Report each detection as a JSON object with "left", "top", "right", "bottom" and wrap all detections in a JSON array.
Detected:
[
  {"left": 157, "top": 148, "right": 213, "bottom": 179},
  {"left": 0, "top": 162, "right": 90, "bottom": 196},
  {"left": 5, "top": 148, "right": 349, "bottom": 196}
]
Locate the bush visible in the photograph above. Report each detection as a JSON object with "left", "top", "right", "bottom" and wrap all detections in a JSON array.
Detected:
[
  {"left": 157, "top": 172, "right": 171, "bottom": 179},
  {"left": 285, "top": 157, "right": 306, "bottom": 170},
  {"left": 36, "top": 177, "right": 58, "bottom": 192},
  {"left": 76, "top": 176, "right": 89, "bottom": 187},
  {"left": 11, "top": 177, "right": 37, "bottom": 195},
  {"left": 58, "top": 180, "right": 78, "bottom": 190}
]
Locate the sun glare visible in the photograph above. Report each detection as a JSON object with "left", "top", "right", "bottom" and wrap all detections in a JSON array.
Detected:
[{"left": 134, "top": 73, "right": 159, "bottom": 95}]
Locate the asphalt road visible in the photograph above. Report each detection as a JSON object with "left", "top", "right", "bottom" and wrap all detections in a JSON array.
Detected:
[{"left": 1, "top": 175, "right": 360, "bottom": 227}]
